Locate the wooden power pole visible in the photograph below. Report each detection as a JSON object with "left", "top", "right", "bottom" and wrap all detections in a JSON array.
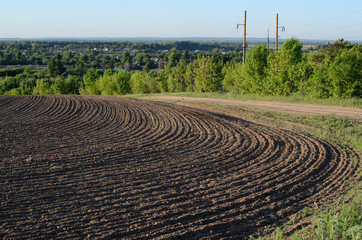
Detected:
[
  {"left": 267, "top": 27, "right": 270, "bottom": 52},
  {"left": 237, "top": 10, "right": 247, "bottom": 64},
  {"left": 276, "top": 13, "right": 279, "bottom": 51},
  {"left": 243, "top": 10, "right": 247, "bottom": 64}
]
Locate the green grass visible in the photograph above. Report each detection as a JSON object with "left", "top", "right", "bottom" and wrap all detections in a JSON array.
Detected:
[
  {"left": 124, "top": 92, "right": 362, "bottom": 108},
  {"left": 252, "top": 182, "right": 361, "bottom": 240},
  {"left": 250, "top": 111, "right": 362, "bottom": 152}
]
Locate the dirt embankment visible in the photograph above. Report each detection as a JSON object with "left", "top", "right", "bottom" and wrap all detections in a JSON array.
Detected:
[{"left": 0, "top": 95, "right": 359, "bottom": 239}]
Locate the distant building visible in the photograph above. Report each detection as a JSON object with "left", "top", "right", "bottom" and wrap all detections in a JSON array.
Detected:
[{"left": 158, "top": 61, "right": 166, "bottom": 69}]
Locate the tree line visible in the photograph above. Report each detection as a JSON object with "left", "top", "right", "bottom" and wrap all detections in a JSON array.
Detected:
[
  {"left": 0, "top": 40, "right": 243, "bottom": 71},
  {"left": 0, "top": 38, "right": 360, "bottom": 98}
]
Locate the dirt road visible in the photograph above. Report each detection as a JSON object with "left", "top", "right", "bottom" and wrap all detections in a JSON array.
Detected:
[{"left": 142, "top": 96, "right": 362, "bottom": 121}]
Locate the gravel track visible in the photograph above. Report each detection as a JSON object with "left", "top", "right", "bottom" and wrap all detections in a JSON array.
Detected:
[{"left": 142, "top": 96, "right": 362, "bottom": 121}]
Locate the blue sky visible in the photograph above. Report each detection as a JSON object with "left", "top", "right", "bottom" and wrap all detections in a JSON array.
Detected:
[{"left": 1, "top": 0, "right": 361, "bottom": 41}]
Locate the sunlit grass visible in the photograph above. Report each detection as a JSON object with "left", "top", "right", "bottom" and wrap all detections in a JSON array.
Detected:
[{"left": 124, "top": 92, "right": 362, "bottom": 108}]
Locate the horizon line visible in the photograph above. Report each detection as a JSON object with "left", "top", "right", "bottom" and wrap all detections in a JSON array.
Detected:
[{"left": 0, "top": 36, "right": 361, "bottom": 43}]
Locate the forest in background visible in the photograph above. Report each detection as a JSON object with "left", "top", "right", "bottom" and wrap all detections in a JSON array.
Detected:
[{"left": 0, "top": 38, "right": 360, "bottom": 99}]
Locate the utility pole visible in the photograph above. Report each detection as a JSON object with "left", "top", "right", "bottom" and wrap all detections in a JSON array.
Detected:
[
  {"left": 243, "top": 10, "right": 247, "bottom": 64},
  {"left": 237, "top": 10, "right": 247, "bottom": 64},
  {"left": 275, "top": 13, "right": 285, "bottom": 51},
  {"left": 267, "top": 27, "right": 270, "bottom": 53},
  {"left": 276, "top": 13, "right": 279, "bottom": 51}
]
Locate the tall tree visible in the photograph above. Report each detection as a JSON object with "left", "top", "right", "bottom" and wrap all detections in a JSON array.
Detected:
[
  {"left": 194, "top": 56, "right": 223, "bottom": 92},
  {"left": 328, "top": 45, "right": 362, "bottom": 98},
  {"left": 265, "top": 38, "right": 306, "bottom": 95},
  {"left": 243, "top": 45, "right": 268, "bottom": 93},
  {"left": 167, "top": 48, "right": 181, "bottom": 68},
  {"left": 48, "top": 57, "right": 66, "bottom": 77},
  {"left": 98, "top": 71, "right": 131, "bottom": 95},
  {"left": 82, "top": 69, "right": 101, "bottom": 95},
  {"left": 167, "top": 59, "right": 187, "bottom": 92}
]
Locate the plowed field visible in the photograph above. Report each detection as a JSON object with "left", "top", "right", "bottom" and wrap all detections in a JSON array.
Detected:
[{"left": 0, "top": 95, "right": 358, "bottom": 239}]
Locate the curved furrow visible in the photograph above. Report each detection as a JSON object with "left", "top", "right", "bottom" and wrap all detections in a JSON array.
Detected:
[
  {"left": 0, "top": 95, "right": 46, "bottom": 120},
  {"left": 0, "top": 95, "right": 358, "bottom": 240}
]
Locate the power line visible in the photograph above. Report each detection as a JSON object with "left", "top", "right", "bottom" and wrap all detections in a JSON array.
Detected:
[
  {"left": 293, "top": 22, "right": 362, "bottom": 40},
  {"left": 253, "top": 0, "right": 289, "bottom": 11},
  {"left": 290, "top": 9, "right": 362, "bottom": 29},
  {"left": 301, "top": 22, "right": 362, "bottom": 37},
  {"left": 323, "top": 29, "right": 362, "bottom": 40}
]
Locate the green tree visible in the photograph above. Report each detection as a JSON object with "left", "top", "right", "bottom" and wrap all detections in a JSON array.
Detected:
[
  {"left": 51, "top": 76, "right": 67, "bottom": 94},
  {"left": 17, "top": 82, "right": 32, "bottom": 95},
  {"left": 0, "top": 77, "right": 20, "bottom": 95},
  {"left": 156, "top": 71, "right": 169, "bottom": 93},
  {"left": 167, "top": 48, "right": 181, "bottom": 68},
  {"left": 265, "top": 38, "right": 305, "bottom": 95},
  {"left": 184, "top": 63, "right": 195, "bottom": 92},
  {"left": 328, "top": 45, "right": 362, "bottom": 98},
  {"left": 16, "top": 51, "right": 25, "bottom": 63},
  {"left": 130, "top": 71, "right": 160, "bottom": 94},
  {"left": 101, "top": 55, "right": 113, "bottom": 69},
  {"left": 242, "top": 45, "right": 269, "bottom": 93},
  {"left": 193, "top": 56, "right": 223, "bottom": 92},
  {"left": 4, "top": 82, "right": 32, "bottom": 95},
  {"left": 32, "top": 79, "right": 53, "bottom": 95},
  {"left": 167, "top": 59, "right": 187, "bottom": 92},
  {"left": 122, "top": 51, "right": 132, "bottom": 65},
  {"left": 181, "top": 50, "right": 191, "bottom": 62},
  {"left": 222, "top": 61, "right": 245, "bottom": 93},
  {"left": 51, "top": 76, "right": 79, "bottom": 95},
  {"left": 48, "top": 57, "right": 66, "bottom": 77},
  {"left": 81, "top": 69, "right": 102, "bottom": 95},
  {"left": 307, "top": 39, "right": 361, "bottom": 98},
  {"left": 135, "top": 53, "right": 144, "bottom": 63},
  {"left": 98, "top": 71, "right": 131, "bottom": 95}
]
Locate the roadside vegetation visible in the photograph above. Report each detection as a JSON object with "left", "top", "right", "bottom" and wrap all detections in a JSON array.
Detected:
[
  {"left": 252, "top": 182, "right": 361, "bottom": 240},
  {"left": 127, "top": 92, "right": 362, "bottom": 108}
]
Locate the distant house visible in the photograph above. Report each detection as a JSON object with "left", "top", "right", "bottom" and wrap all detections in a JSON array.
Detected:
[
  {"left": 158, "top": 61, "right": 166, "bottom": 69},
  {"left": 123, "top": 63, "right": 138, "bottom": 72},
  {"left": 139, "top": 62, "right": 146, "bottom": 69}
]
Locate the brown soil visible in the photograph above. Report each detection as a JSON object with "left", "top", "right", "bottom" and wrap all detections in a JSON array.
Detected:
[
  {"left": 0, "top": 95, "right": 359, "bottom": 239},
  {"left": 142, "top": 96, "right": 362, "bottom": 121}
]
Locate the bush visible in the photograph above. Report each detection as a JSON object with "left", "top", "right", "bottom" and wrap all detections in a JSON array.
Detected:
[
  {"left": 98, "top": 71, "right": 131, "bottom": 95},
  {"left": 130, "top": 71, "right": 160, "bottom": 94},
  {"left": 32, "top": 79, "right": 53, "bottom": 95}
]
